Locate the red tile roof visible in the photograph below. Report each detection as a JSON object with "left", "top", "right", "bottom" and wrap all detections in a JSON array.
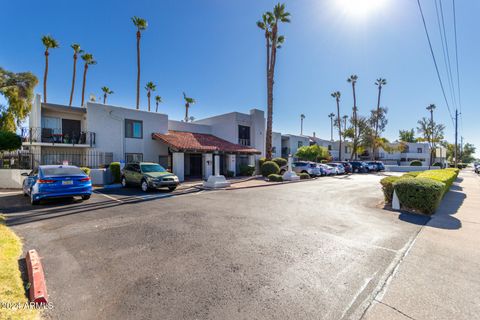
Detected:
[{"left": 152, "top": 130, "right": 261, "bottom": 154}]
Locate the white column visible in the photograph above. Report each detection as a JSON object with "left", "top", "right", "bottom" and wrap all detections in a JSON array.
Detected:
[
  {"left": 203, "top": 153, "right": 213, "bottom": 179},
  {"left": 172, "top": 152, "right": 184, "bottom": 182},
  {"left": 226, "top": 154, "right": 236, "bottom": 176},
  {"left": 214, "top": 154, "right": 220, "bottom": 176},
  {"left": 248, "top": 155, "right": 255, "bottom": 166}
]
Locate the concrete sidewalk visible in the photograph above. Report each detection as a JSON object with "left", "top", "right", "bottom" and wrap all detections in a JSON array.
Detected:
[{"left": 364, "top": 170, "right": 480, "bottom": 320}]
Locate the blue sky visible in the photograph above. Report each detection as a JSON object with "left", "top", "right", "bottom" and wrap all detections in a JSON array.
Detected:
[{"left": 1, "top": 0, "right": 478, "bottom": 155}]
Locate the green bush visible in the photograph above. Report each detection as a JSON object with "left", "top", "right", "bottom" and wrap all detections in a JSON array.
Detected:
[
  {"left": 298, "top": 172, "right": 310, "bottom": 180},
  {"left": 393, "top": 178, "right": 445, "bottom": 215},
  {"left": 0, "top": 131, "right": 22, "bottom": 151},
  {"left": 432, "top": 162, "right": 442, "bottom": 167},
  {"left": 267, "top": 174, "right": 283, "bottom": 182},
  {"left": 380, "top": 176, "right": 408, "bottom": 203},
  {"left": 109, "top": 162, "right": 121, "bottom": 183},
  {"left": 80, "top": 167, "right": 91, "bottom": 176},
  {"left": 239, "top": 164, "right": 255, "bottom": 176},
  {"left": 261, "top": 161, "right": 280, "bottom": 177},
  {"left": 272, "top": 157, "right": 287, "bottom": 168},
  {"left": 258, "top": 157, "right": 267, "bottom": 167},
  {"left": 226, "top": 170, "right": 234, "bottom": 177},
  {"left": 410, "top": 160, "right": 422, "bottom": 166},
  {"left": 402, "top": 171, "right": 422, "bottom": 178},
  {"left": 417, "top": 169, "right": 458, "bottom": 195}
]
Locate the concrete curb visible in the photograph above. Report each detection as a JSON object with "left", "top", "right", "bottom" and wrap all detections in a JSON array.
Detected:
[
  {"left": 95, "top": 183, "right": 123, "bottom": 190},
  {"left": 26, "top": 249, "right": 48, "bottom": 304}
]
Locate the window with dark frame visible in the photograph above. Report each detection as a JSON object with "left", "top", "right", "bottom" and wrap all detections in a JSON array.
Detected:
[
  {"left": 125, "top": 153, "right": 143, "bottom": 163},
  {"left": 125, "top": 119, "right": 143, "bottom": 139},
  {"left": 238, "top": 125, "right": 251, "bottom": 146}
]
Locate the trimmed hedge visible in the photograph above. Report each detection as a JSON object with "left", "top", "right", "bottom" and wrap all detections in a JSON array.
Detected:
[
  {"left": 402, "top": 171, "right": 423, "bottom": 178},
  {"left": 272, "top": 157, "right": 287, "bottom": 168},
  {"left": 109, "top": 162, "right": 121, "bottom": 183},
  {"left": 380, "top": 176, "right": 408, "bottom": 203},
  {"left": 416, "top": 169, "right": 458, "bottom": 194},
  {"left": 259, "top": 157, "right": 267, "bottom": 167},
  {"left": 393, "top": 178, "right": 445, "bottom": 215},
  {"left": 80, "top": 167, "right": 91, "bottom": 176},
  {"left": 268, "top": 174, "right": 283, "bottom": 182},
  {"left": 298, "top": 172, "right": 310, "bottom": 180},
  {"left": 261, "top": 161, "right": 280, "bottom": 177},
  {"left": 239, "top": 164, "right": 255, "bottom": 176},
  {"left": 410, "top": 160, "right": 422, "bottom": 166}
]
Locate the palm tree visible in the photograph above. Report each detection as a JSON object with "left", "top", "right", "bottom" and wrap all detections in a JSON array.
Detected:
[
  {"left": 132, "top": 16, "right": 148, "bottom": 110},
  {"left": 426, "top": 103, "right": 437, "bottom": 165},
  {"left": 80, "top": 53, "right": 97, "bottom": 106},
  {"left": 257, "top": 3, "right": 290, "bottom": 160},
  {"left": 373, "top": 78, "right": 387, "bottom": 160},
  {"left": 101, "top": 86, "right": 113, "bottom": 104},
  {"left": 328, "top": 113, "right": 335, "bottom": 141},
  {"left": 69, "top": 44, "right": 84, "bottom": 106},
  {"left": 331, "top": 91, "right": 342, "bottom": 161},
  {"left": 183, "top": 92, "right": 196, "bottom": 122},
  {"left": 145, "top": 81, "right": 156, "bottom": 111},
  {"left": 41, "top": 35, "right": 59, "bottom": 103},
  {"left": 155, "top": 95, "right": 163, "bottom": 112},
  {"left": 300, "top": 114, "right": 305, "bottom": 135},
  {"left": 347, "top": 75, "right": 358, "bottom": 159}
]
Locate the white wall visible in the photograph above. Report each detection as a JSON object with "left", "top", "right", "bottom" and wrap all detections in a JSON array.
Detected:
[
  {"left": 0, "top": 170, "right": 30, "bottom": 189},
  {"left": 168, "top": 120, "right": 212, "bottom": 134},
  {"left": 281, "top": 134, "right": 310, "bottom": 157},
  {"left": 86, "top": 102, "right": 169, "bottom": 162},
  {"left": 272, "top": 132, "right": 282, "bottom": 158}
]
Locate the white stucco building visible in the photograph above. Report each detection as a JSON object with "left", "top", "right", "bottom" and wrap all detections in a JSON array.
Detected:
[{"left": 22, "top": 94, "right": 264, "bottom": 181}]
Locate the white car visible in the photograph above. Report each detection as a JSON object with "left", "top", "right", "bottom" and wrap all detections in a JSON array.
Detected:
[{"left": 327, "top": 163, "right": 345, "bottom": 175}]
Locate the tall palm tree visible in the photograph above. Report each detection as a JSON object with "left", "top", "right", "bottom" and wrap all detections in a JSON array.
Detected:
[
  {"left": 80, "top": 53, "right": 97, "bottom": 106},
  {"left": 373, "top": 78, "right": 387, "bottom": 160},
  {"left": 145, "top": 81, "right": 156, "bottom": 111},
  {"left": 257, "top": 3, "right": 290, "bottom": 160},
  {"left": 132, "top": 16, "right": 148, "bottom": 110},
  {"left": 183, "top": 92, "right": 196, "bottom": 122},
  {"left": 41, "top": 35, "right": 59, "bottom": 103},
  {"left": 328, "top": 113, "right": 335, "bottom": 141},
  {"left": 101, "top": 86, "right": 113, "bottom": 104},
  {"left": 69, "top": 44, "right": 84, "bottom": 106},
  {"left": 331, "top": 91, "right": 342, "bottom": 161},
  {"left": 426, "top": 103, "right": 437, "bottom": 165},
  {"left": 300, "top": 114, "right": 305, "bottom": 135},
  {"left": 155, "top": 95, "right": 163, "bottom": 112},
  {"left": 347, "top": 74, "right": 358, "bottom": 159}
]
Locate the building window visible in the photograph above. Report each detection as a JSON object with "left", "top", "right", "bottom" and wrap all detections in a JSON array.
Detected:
[
  {"left": 125, "top": 119, "right": 143, "bottom": 139},
  {"left": 328, "top": 145, "right": 332, "bottom": 151},
  {"left": 238, "top": 125, "right": 251, "bottom": 146},
  {"left": 298, "top": 141, "right": 303, "bottom": 148},
  {"left": 345, "top": 146, "right": 348, "bottom": 153},
  {"left": 272, "top": 147, "right": 276, "bottom": 154},
  {"left": 125, "top": 153, "right": 143, "bottom": 163},
  {"left": 417, "top": 148, "right": 423, "bottom": 153}
]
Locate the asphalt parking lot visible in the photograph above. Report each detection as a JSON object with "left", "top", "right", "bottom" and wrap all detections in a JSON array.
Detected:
[{"left": 1, "top": 174, "right": 427, "bottom": 320}]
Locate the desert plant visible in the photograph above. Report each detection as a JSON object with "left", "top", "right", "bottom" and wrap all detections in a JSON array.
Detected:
[
  {"left": 272, "top": 157, "right": 287, "bottom": 167},
  {"left": 267, "top": 173, "right": 283, "bottom": 182},
  {"left": 261, "top": 161, "right": 280, "bottom": 177},
  {"left": 109, "top": 162, "right": 121, "bottom": 183},
  {"left": 393, "top": 178, "right": 445, "bottom": 215},
  {"left": 410, "top": 160, "right": 422, "bottom": 166}
]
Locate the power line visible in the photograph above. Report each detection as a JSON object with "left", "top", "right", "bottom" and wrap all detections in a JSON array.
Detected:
[
  {"left": 452, "top": 0, "right": 464, "bottom": 132},
  {"left": 416, "top": 0, "right": 455, "bottom": 126}
]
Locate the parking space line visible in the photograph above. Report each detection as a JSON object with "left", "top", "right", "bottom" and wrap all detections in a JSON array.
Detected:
[{"left": 94, "top": 191, "right": 124, "bottom": 203}]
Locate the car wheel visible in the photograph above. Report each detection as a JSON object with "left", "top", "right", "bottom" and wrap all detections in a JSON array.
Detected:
[
  {"left": 30, "top": 192, "right": 39, "bottom": 205},
  {"left": 141, "top": 179, "right": 149, "bottom": 192},
  {"left": 168, "top": 186, "right": 176, "bottom": 192},
  {"left": 121, "top": 176, "right": 127, "bottom": 188},
  {"left": 82, "top": 195, "right": 91, "bottom": 200}
]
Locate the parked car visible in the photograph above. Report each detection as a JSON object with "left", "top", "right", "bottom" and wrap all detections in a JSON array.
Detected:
[
  {"left": 121, "top": 162, "right": 180, "bottom": 192},
  {"left": 319, "top": 163, "right": 335, "bottom": 176},
  {"left": 349, "top": 161, "right": 368, "bottom": 173},
  {"left": 22, "top": 165, "right": 92, "bottom": 205},
  {"left": 336, "top": 161, "right": 352, "bottom": 174},
  {"left": 280, "top": 161, "right": 321, "bottom": 177},
  {"left": 327, "top": 163, "right": 345, "bottom": 175},
  {"left": 474, "top": 163, "right": 480, "bottom": 174},
  {"left": 366, "top": 161, "right": 385, "bottom": 172}
]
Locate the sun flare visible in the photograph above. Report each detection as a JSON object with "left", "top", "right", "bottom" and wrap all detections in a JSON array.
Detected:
[{"left": 337, "top": 0, "right": 387, "bottom": 17}]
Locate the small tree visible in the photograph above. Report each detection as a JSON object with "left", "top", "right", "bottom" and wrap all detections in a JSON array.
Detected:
[
  {"left": 0, "top": 131, "right": 21, "bottom": 151},
  {"left": 295, "top": 145, "right": 329, "bottom": 162},
  {"left": 399, "top": 129, "right": 416, "bottom": 142}
]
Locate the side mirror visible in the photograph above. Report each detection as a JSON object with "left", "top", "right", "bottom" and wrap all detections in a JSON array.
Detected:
[{"left": 21, "top": 172, "right": 29, "bottom": 176}]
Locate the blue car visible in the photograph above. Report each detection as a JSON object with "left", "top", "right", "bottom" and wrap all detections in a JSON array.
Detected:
[{"left": 22, "top": 165, "right": 92, "bottom": 205}]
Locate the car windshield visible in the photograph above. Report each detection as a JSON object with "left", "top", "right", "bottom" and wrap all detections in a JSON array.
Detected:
[
  {"left": 42, "top": 167, "right": 84, "bottom": 177},
  {"left": 141, "top": 164, "right": 166, "bottom": 173}
]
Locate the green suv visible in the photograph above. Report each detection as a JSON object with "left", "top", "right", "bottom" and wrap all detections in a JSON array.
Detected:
[{"left": 121, "top": 162, "right": 179, "bottom": 192}]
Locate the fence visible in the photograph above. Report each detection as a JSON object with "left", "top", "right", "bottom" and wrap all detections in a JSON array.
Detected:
[
  {"left": 21, "top": 127, "right": 96, "bottom": 147},
  {"left": 0, "top": 150, "right": 113, "bottom": 169}
]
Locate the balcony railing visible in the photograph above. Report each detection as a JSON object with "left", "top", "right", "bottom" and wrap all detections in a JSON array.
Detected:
[
  {"left": 238, "top": 138, "right": 250, "bottom": 146},
  {"left": 21, "top": 127, "right": 96, "bottom": 147}
]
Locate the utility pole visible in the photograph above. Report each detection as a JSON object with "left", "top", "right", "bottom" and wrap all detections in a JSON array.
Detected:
[
  {"left": 328, "top": 113, "right": 335, "bottom": 142},
  {"left": 454, "top": 109, "right": 458, "bottom": 167},
  {"left": 460, "top": 136, "right": 463, "bottom": 163},
  {"left": 300, "top": 114, "right": 305, "bottom": 135}
]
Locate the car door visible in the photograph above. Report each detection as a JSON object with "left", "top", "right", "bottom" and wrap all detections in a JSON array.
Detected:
[{"left": 131, "top": 164, "right": 142, "bottom": 185}]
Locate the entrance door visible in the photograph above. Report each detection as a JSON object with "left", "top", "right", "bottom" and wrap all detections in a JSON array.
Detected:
[
  {"left": 62, "top": 119, "right": 81, "bottom": 143},
  {"left": 189, "top": 154, "right": 202, "bottom": 178}
]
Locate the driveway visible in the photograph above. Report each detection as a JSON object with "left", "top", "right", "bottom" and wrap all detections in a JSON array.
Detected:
[{"left": 1, "top": 174, "right": 425, "bottom": 320}]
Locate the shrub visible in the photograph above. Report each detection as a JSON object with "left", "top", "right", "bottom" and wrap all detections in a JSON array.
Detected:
[
  {"left": 258, "top": 157, "right": 267, "bottom": 167},
  {"left": 432, "top": 162, "right": 442, "bottom": 167},
  {"left": 410, "top": 160, "right": 422, "bottom": 166},
  {"left": 272, "top": 157, "right": 287, "bottom": 168},
  {"left": 225, "top": 170, "right": 234, "bottom": 177},
  {"left": 298, "top": 172, "right": 310, "bottom": 180},
  {"left": 380, "top": 176, "right": 407, "bottom": 203},
  {"left": 417, "top": 169, "right": 458, "bottom": 195},
  {"left": 402, "top": 171, "right": 422, "bottom": 178},
  {"left": 239, "top": 164, "right": 255, "bottom": 176},
  {"left": 393, "top": 178, "right": 445, "bottom": 215},
  {"left": 80, "top": 167, "right": 91, "bottom": 176},
  {"left": 109, "top": 162, "right": 121, "bottom": 183},
  {"left": 261, "top": 161, "right": 280, "bottom": 177},
  {"left": 0, "top": 131, "right": 21, "bottom": 151},
  {"left": 268, "top": 174, "right": 283, "bottom": 182}
]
